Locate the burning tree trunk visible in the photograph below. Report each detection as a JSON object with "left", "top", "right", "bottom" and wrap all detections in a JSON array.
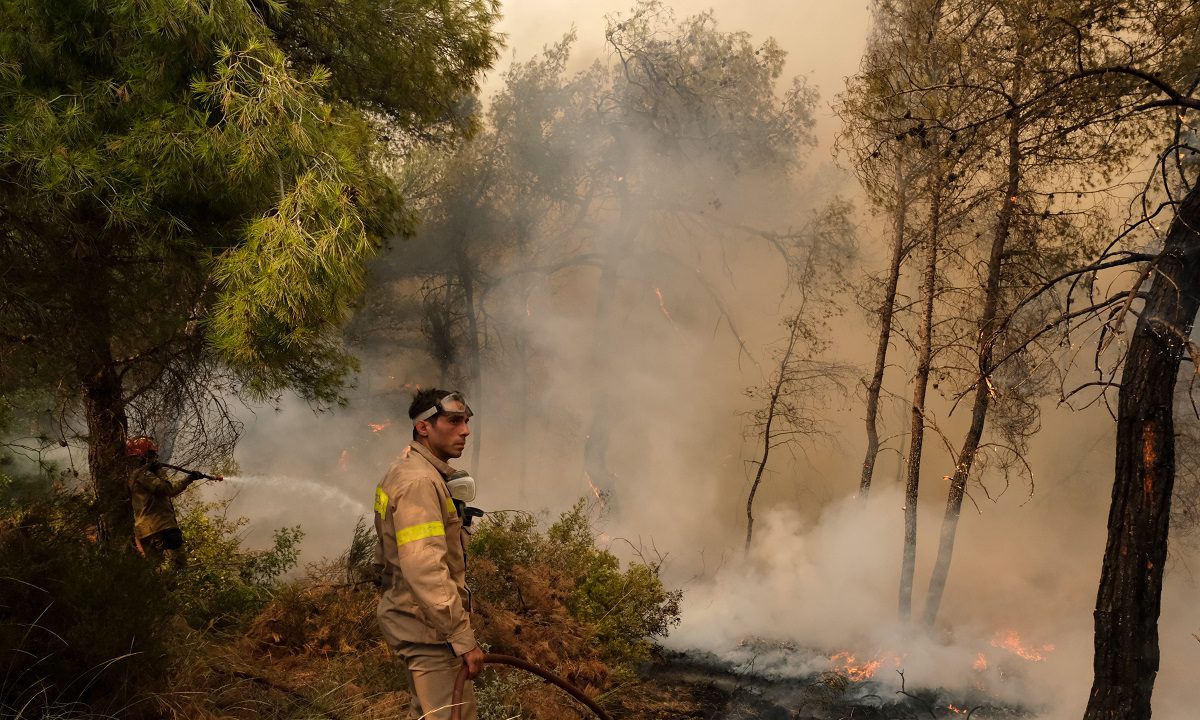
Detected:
[
  {"left": 923, "top": 65, "right": 1023, "bottom": 627},
  {"left": 899, "top": 189, "right": 941, "bottom": 624},
  {"left": 860, "top": 157, "right": 912, "bottom": 501},
  {"left": 1083, "top": 182, "right": 1200, "bottom": 720}
]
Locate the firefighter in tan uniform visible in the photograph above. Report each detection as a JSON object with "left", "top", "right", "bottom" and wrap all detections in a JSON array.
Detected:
[
  {"left": 126, "top": 435, "right": 207, "bottom": 563},
  {"left": 374, "top": 389, "right": 485, "bottom": 720}
]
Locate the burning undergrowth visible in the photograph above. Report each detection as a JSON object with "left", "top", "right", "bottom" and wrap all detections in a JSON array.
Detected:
[
  {"left": 654, "top": 638, "right": 1038, "bottom": 719},
  {"left": 659, "top": 490, "right": 1087, "bottom": 718}
]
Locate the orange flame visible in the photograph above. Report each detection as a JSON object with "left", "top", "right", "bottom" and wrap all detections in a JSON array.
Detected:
[
  {"left": 368, "top": 421, "right": 391, "bottom": 433},
  {"left": 584, "top": 472, "right": 603, "bottom": 501},
  {"left": 830, "top": 651, "right": 896, "bottom": 681},
  {"left": 972, "top": 653, "right": 988, "bottom": 671},
  {"left": 948, "top": 704, "right": 968, "bottom": 715},
  {"left": 991, "top": 630, "right": 1055, "bottom": 661},
  {"left": 338, "top": 449, "right": 349, "bottom": 471}
]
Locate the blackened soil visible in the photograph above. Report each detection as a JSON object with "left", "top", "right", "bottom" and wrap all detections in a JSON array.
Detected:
[{"left": 625, "top": 650, "right": 1034, "bottom": 720}]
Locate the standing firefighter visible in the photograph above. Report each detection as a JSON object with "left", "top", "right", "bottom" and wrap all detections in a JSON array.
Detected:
[
  {"left": 373, "top": 389, "right": 484, "bottom": 720},
  {"left": 125, "top": 435, "right": 208, "bottom": 564}
]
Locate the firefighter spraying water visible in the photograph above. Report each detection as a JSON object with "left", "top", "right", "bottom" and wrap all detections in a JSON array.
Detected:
[{"left": 125, "top": 435, "right": 223, "bottom": 563}]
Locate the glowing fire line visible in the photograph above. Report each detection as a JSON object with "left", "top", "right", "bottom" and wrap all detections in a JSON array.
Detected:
[
  {"left": 829, "top": 651, "right": 902, "bottom": 681},
  {"left": 990, "top": 629, "right": 1054, "bottom": 662}
]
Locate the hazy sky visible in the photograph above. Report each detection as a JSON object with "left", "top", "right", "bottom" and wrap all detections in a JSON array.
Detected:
[{"left": 485, "top": 1, "right": 873, "bottom": 144}]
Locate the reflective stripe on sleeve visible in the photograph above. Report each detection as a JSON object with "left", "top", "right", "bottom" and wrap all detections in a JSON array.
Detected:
[
  {"left": 375, "top": 488, "right": 390, "bottom": 518},
  {"left": 444, "top": 497, "right": 457, "bottom": 516},
  {"left": 396, "top": 521, "right": 445, "bottom": 547}
]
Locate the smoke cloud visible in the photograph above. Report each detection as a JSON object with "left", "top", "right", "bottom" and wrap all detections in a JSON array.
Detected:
[{"left": 200, "top": 3, "right": 1200, "bottom": 718}]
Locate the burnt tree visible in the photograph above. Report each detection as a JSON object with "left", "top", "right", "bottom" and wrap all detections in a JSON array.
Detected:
[{"left": 1084, "top": 178, "right": 1200, "bottom": 720}]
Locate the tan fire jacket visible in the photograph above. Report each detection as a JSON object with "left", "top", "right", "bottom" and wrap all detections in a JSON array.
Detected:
[
  {"left": 128, "top": 465, "right": 190, "bottom": 539},
  {"left": 373, "top": 442, "right": 477, "bottom": 656}
]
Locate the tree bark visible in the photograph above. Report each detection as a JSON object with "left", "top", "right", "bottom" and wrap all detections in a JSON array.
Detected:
[
  {"left": 899, "top": 188, "right": 941, "bottom": 623},
  {"left": 860, "top": 157, "right": 910, "bottom": 501},
  {"left": 72, "top": 252, "right": 131, "bottom": 542},
  {"left": 923, "top": 62, "right": 1024, "bottom": 628},
  {"left": 1083, "top": 182, "right": 1200, "bottom": 720}
]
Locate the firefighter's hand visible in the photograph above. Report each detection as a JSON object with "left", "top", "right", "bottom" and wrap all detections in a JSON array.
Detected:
[{"left": 462, "top": 646, "right": 485, "bottom": 679}]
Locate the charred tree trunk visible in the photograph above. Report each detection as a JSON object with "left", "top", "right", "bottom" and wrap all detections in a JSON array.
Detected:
[
  {"left": 861, "top": 158, "right": 911, "bottom": 501},
  {"left": 899, "top": 189, "right": 941, "bottom": 623},
  {"left": 923, "top": 77, "right": 1023, "bottom": 627},
  {"left": 1083, "top": 182, "right": 1200, "bottom": 720}
]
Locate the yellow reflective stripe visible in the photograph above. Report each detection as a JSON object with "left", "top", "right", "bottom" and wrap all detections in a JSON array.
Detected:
[
  {"left": 396, "top": 521, "right": 445, "bottom": 547},
  {"left": 444, "top": 497, "right": 457, "bottom": 516},
  {"left": 374, "top": 488, "right": 390, "bottom": 518}
]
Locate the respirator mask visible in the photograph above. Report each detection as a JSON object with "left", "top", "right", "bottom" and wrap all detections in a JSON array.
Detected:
[{"left": 446, "top": 469, "right": 477, "bottom": 503}]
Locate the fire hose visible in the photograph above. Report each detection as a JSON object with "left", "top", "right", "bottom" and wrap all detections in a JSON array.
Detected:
[
  {"left": 450, "top": 653, "right": 613, "bottom": 720},
  {"left": 151, "top": 461, "right": 224, "bottom": 482}
]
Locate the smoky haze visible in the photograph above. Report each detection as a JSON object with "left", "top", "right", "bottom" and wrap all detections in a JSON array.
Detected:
[{"left": 203, "top": 3, "right": 1199, "bottom": 719}]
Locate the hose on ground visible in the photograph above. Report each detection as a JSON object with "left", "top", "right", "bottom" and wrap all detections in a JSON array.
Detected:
[{"left": 450, "top": 653, "right": 612, "bottom": 720}]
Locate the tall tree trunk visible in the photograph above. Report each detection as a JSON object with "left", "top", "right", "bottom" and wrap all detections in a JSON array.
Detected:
[
  {"left": 861, "top": 157, "right": 911, "bottom": 501},
  {"left": 1083, "top": 183, "right": 1200, "bottom": 720},
  {"left": 457, "top": 253, "right": 484, "bottom": 471},
  {"left": 899, "top": 189, "right": 941, "bottom": 623},
  {"left": 923, "top": 75, "right": 1023, "bottom": 627},
  {"left": 72, "top": 254, "right": 130, "bottom": 542}
]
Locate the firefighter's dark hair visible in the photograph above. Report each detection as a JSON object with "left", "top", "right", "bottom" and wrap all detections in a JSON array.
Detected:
[{"left": 410, "top": 388, "right": 454, "bottom": 439}]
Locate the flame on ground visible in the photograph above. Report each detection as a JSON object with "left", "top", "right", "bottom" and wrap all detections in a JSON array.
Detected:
[
  {"left": 829, "top": 651, "right": 900, "bottom": 681},
  {"left": 368, "top": 421, "right": 391, "bottom": 433},
  {"left": 972, "top": 653, "right": 988, "bottom": 671},
  {"left": 990, "top": 629, "right": 1055, "bottom": 662}
]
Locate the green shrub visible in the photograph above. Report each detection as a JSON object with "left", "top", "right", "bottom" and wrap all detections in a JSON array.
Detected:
[
  {"left": 173, "top": 498, "right": 302, "bottom": 629},
  {"left": 469, "top": 500, "right": 682, "bottom": 670}
]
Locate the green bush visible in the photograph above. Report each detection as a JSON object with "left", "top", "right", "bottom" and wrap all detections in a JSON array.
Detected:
[
  {"left": 173, "top": 498, "right": 302, "bottom": 629},
  {"left": 469, "top": 500, "right": 682, "bottom": 670}
]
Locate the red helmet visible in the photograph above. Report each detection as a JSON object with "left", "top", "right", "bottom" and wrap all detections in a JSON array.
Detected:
[{"left": 125, "top": 436, "right": 158, "bottom": 457}]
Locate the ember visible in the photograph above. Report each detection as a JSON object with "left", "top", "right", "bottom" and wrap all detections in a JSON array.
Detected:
[{"left": 655, "top": 287, "right": 675, "bottom": 324}]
